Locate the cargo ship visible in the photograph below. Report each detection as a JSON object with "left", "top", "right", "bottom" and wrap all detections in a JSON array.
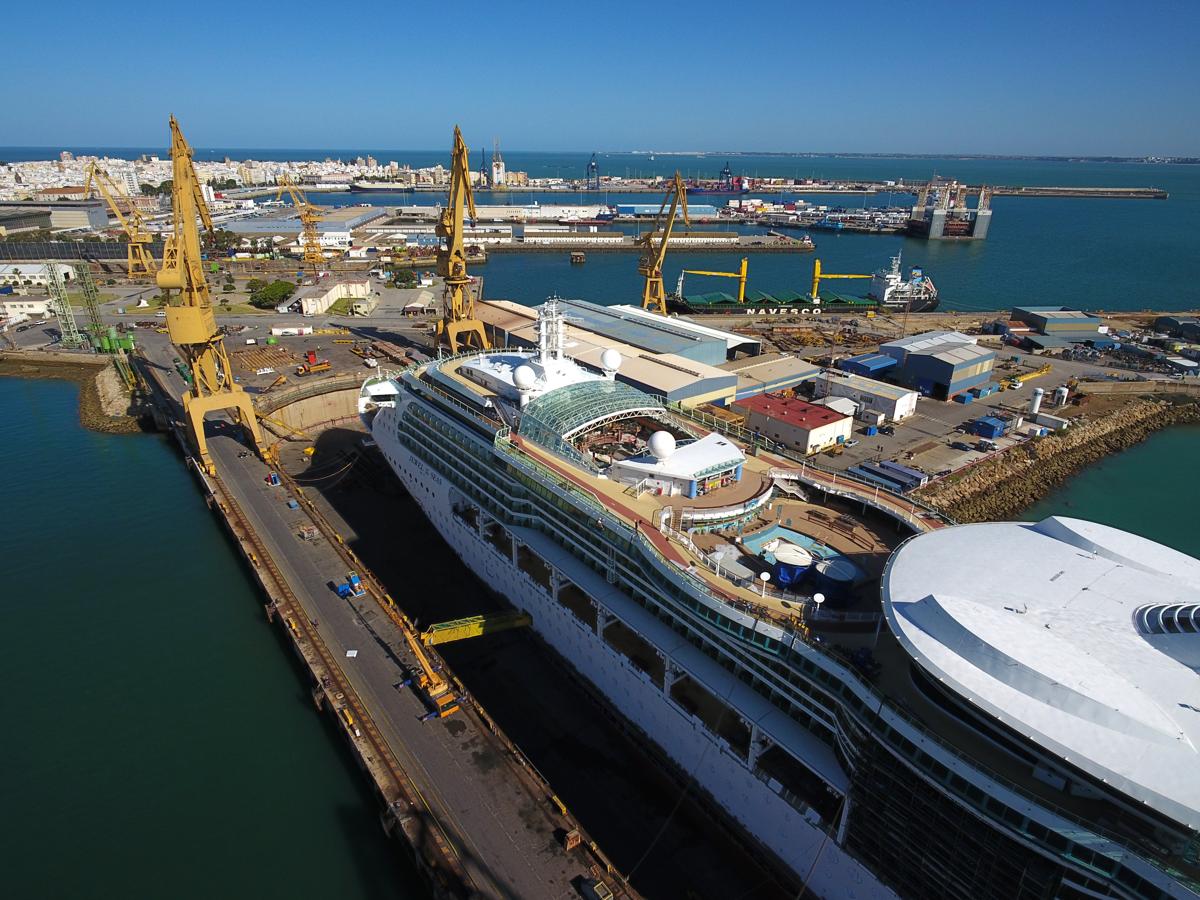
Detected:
[
  {"left": 867, "top": 252, "right": 939, "bottom": 312},
  {"left": 358, "top": 299, "right": 1199, "bottom": 899},
  {"left": 669, "top": 253, "right": 938, "bottom": 316}
]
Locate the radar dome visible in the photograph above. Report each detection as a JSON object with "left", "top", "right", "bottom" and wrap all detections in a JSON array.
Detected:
[
  {"left": 648, "top": 430, "right": 676, "bottom": 461},
  {"left": 601, "top": 349, "right": 623, "bottom": 372},
  {"left": 513, "top": 365, "right": 537, "bottom": 391}
]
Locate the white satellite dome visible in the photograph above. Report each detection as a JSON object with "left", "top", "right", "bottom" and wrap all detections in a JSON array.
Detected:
[
  {"left": 601, "top": 348, "right": 623, "bottom": 372},
  {"left": 648, "top": 430, "right": 676, "bottom": 460},
  {"left": 512, "top": 365, "right": 537, "bottom": 391}
]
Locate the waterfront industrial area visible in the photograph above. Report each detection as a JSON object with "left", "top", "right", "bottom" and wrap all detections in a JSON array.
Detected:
[{"left": 2, "top": 118, "right": 1199, "bottom": 900}]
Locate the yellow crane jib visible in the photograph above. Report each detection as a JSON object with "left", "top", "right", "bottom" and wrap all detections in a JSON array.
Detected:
[
  {"left": 158, "top": 115, "right": 265, "bottom": 474},
  {"left": 639, "top": 172, "right": 689, "bottom": 316},
  {"left": 84, "top": 162, "right": 157, "bottom": 279},
  {"left": 275, "top": 174, "right": 326, "bottom": 268},
  {"left": 680, "top": 257, "right": 748, "bottom": 304},
  {"left": 810, "top": 258, "right": 871, "bottom": 301},
  {"left": 435, "top": 126, "right": 490, "bottom": 353},
  {"left": 420, "top": 611, "right": 533, "bottom": 646}
]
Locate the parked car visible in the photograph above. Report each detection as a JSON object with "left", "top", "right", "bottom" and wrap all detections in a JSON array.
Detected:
[
  {"left": 951, "top": 441, "right": 974, "bottom": 451},
  {"left": 845, "top": 439, "right": 860, "bottom": 448}
]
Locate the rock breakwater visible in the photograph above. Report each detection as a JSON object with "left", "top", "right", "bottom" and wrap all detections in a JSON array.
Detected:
[
  {"left": 0, "top": 352, "right": 146, "bottom": 434},
  {"left": 916, "top": 397, "right": 1200, "bottom": 522}
]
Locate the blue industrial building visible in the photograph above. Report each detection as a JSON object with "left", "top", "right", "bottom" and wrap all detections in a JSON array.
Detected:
[
  {"left": 839, "top": 352, "right": 898, "bottom": 378},
  {"left": 879, "top": 331, "right": 996, "bottom": 401},
  {"left": 973, "top": 417, "right": 1007, "bottom": 439}
]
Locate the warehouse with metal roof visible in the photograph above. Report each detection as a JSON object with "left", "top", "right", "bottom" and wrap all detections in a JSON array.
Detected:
[
  {"left": 879, "top": 330, "right": 996, "bottom": 400},
  {"left": 475, "top": 299, "right": 738, "bottom": 405},
  {"left": 717, "top": 352, "right": 820, "bottom": 400}
]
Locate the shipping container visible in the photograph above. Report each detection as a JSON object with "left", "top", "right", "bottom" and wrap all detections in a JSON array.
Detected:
[
  {"left": 877, "top": 459, "right": 929, "bottom": 488},
  {"left": 972, "top": 416, "right": 1006, "bottom": 439}
]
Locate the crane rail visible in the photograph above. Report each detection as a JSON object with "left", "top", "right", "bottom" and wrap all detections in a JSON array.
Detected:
[{"left": 210, "top": 471, "right": 474, "bottom": 898}]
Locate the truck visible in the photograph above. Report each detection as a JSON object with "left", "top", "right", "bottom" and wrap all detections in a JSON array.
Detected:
[
  {"left": 295, "top": 361, "right": 331, "bottom": 376},
  {"left": 336, "top": 572, "right": 367, "bottom": 599}
]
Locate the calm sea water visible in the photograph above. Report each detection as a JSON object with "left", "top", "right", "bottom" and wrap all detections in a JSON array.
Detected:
[
  {"left": 312, "top": 160, "right": 1198, "bottom": 313},
  {"left": 0, "top": 378, "right": 426, "bottom": 899},
  {"left": 1024, "top": 424, "right": 1200, "bottom": 555},
  {"left": 2, "top": 147, "right": 1196, "bottom": 309}
]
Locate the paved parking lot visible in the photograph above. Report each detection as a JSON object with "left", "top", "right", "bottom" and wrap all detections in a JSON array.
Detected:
[{"left": 813, "top": 347, "right": 1137, "bottom": 478}]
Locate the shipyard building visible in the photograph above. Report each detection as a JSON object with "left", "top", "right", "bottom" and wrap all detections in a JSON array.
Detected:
[
  {"left": 731, "top": 393, "right": 852, "bottom": 454},
  {"left": 814, "top": 369, "right": 919, "bottom": 422},
  {"left": 878, "top": 330, "right": 996, "bottom": 400},
  {"left": 474, "top": 297, "right": 756, "bottom": 406}
]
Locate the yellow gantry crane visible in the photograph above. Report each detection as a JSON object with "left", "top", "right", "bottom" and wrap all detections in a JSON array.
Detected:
[
  {"left": 275, "top": 174, "right": 326, "bottom": 268},
  {"left": 436, "top": 126, "right": 489, "bottom": 353},
  {"left": 158, "top": 115, "right": 264, "bottom": 474},
  {"left": 676, "top": 257, "right": 748, "bottom": 304},
  {"left": 638, "top": 172, "right": 689, "bottom": 316},
  {"left": 84, "top": 162, "right": 158, "bottom": 279},
  {"left": 810, "top": 258, "right": 870, "bottom": 300}
]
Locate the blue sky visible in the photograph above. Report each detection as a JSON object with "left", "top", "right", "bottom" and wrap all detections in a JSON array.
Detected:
[{"left": 8, "top": 0, "right": 1198, "bottom": 155}]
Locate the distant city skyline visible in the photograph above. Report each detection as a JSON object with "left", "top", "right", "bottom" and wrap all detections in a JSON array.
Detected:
[{"left": 9, "top": 0, "right": 1199, "bottom": 156}]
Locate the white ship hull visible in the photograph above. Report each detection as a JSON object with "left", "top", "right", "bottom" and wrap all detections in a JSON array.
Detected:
[{"left": 373, "top": 405, "right": 894, "bottom": 899}]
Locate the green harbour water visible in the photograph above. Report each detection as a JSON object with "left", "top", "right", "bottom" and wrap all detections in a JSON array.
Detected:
[
  {"left": 0, "top": 378, "right": 423, "bottom": 899},
  {"left": 1023, "top": 423, "right": 1200, "bottom": 555}
]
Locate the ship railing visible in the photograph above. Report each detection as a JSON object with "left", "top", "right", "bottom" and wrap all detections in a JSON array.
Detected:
[
  {"left": 495, "top": 426, "right": 1196, "bottom": 884},
  {"left": 818, "top": 637, "right": 1196, "bottom": 887},
  {"left": 623, "top": 477, "right": 650, "bottom": 499},
  {"left": 666, "top": 401, "right": 954, "bottom": 528},
  {"left": 402, "top": 369, "right": 502, "bottom": 431}
]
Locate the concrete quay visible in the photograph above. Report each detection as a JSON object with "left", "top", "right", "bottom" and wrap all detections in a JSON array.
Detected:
[{"left": 134, "top": 346, "right": 636, "bottom": 900}]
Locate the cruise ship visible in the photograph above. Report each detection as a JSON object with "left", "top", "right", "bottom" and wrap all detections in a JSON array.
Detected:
[{"left": 359, "top": 300, "right": 1199, "bottom": 899}]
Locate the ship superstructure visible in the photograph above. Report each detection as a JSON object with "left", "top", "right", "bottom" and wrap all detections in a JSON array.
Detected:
[
  {"left": 360, "top": 299, "right": 1199, "bottom": 900},
  {"left": 867, "top": 252, "right": 940, "bottom": 312}
]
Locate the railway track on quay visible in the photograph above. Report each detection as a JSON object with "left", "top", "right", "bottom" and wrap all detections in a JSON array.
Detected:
[{"left": 210, "top": 469, "right": 476, "bottom": 898}]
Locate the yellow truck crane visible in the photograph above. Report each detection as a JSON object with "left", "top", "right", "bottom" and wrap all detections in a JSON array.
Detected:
[{"left": 157, "top": 116, "right": 264, "bottom": 473}]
